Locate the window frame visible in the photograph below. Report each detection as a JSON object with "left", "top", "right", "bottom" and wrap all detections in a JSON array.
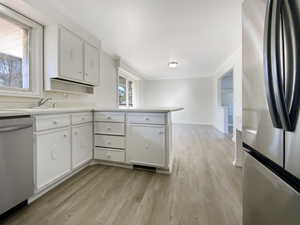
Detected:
[
  {"left": 117, "top": 68, "right": 138, "bottom": 108},
  {"left": 118, "top": 75, "right": 128, "bottom": 107},
  {"left": 0, "top": 4, "right": 43, "bottom": 98}
]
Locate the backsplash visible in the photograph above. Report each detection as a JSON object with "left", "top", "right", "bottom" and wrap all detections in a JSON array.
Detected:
[{"left": 0, "top": 92, "right": 97, "bottom": 109}]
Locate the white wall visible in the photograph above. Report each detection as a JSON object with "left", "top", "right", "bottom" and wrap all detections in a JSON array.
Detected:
[
  {"left": 213, "top": 49, "right": 243, "bottom": 140},
  {"left": 142, "top": 78, "right": 214, "bottom": 124}
]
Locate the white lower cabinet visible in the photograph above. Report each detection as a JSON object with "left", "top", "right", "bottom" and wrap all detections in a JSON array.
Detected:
[
  {"left": 36, "top": 128, "right": 71, "bottom": 191},
  {"left": 127, "top": 124, "right": 166, "bottom": 167},
  {"left": 94, "top": 147, "right": 125, "bottom": 162},
  {"left": 34, "top": 110, "right": 171, "bottom": 197},
  {"left": 72, "top": 123, "right": 93, "bottom": 169},
  {"left": 34, "top": 112, "right": 93, "bottom": 195}
]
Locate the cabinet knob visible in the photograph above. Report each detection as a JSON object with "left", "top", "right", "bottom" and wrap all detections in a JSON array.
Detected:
[
  {"left": 145, "top": 118, "right": 150, "bottom": 121},
  {"left": 86, "top": 73, "right": 88, "bottom": 76},
  {"left": 81, "top": 117, "right": 85, "bottom": 121},
  {"left": 107, "top": 116, "right": 112, "bottom": 120},
  {"left": 107, "top": 141, "right": 111, "bottom": 145},
  {"left": 107, "top": 127, "right": 111, "bottom": 131},
  {"left": 159, "top": 131, "right": 164, "bottom": 135},
  {"left": 53, "top": 121, "right": 58, "bottom": 125},
  {"left": 107, "top": 154, "right": 111, "bottom": 159},
  {"left": 64, "top": 134, "right": 68, "bottom": 138},
  {"left": 74, "top": 131, "right": 78, "bottom": 135}
]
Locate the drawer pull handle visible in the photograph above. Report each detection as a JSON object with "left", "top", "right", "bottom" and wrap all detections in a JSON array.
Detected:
[{"left": 51, "top": 150, "right": 57, "bottom": 160}]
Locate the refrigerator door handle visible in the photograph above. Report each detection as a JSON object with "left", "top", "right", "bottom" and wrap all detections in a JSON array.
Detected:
[
  {"left": 270, "top": 0, "right": 293, "bottom": 131},
  {"left": 264, "top": 0, "right": 283, "bottom": 129},
  {"left": 281, "top": 0, "right": 300, "bottom": 131}
]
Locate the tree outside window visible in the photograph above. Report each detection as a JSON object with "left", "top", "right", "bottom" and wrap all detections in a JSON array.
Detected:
[{"left": 0, "top": 16, "right": 30, "bottom": 90}]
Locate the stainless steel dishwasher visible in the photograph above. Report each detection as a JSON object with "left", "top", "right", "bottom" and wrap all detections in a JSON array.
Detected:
[{"left": 0, "top": 115, "right": 34, "bottom": 215}]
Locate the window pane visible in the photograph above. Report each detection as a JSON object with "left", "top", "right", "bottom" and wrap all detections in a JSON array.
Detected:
[
  {"left": 118, "top": 76, "right": 127, "bottom": 106},
  {"left": 0, "top": 16, "right": 30, "bottom": 90},
  {"left": 128, "top": 80, "right": 133, "bottom": 107}
]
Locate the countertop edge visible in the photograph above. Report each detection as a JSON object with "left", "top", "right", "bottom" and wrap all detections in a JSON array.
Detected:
[
  {"left": 93, "top": 107, "right": 184, "bottom": 113},
  {"left": 0, "top": 107, "right": 184, "bottom": 116}
]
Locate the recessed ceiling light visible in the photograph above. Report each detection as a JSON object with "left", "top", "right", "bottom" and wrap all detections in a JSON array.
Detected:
[{"left": 168, "top": 61, "right": 178, "bottom": 68}]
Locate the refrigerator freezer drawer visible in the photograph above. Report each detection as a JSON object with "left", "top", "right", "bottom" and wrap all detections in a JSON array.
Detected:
[{"left": 243, "top": 153, "right": 300, "bottom": 225}]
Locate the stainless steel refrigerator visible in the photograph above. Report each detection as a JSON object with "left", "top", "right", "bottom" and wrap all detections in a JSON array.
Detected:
[{"left": 242, "top": 0, "right": 300, "bottom": 224}]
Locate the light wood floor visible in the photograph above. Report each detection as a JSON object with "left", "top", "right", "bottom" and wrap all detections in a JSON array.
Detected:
[{"left": 0, "top": 125, "right": 242, "bottom": 225}]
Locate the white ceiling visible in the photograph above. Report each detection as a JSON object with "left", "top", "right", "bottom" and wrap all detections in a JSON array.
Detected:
[{"left": 47, "top": 0, "right": 242, "bottom": 79}]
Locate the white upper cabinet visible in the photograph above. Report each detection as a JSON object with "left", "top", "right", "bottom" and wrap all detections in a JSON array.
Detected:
[
  {"left": 45, "top": 24, "right": 100, "bottom": 89},
  {"left": 84, "top": 43, "right": 99, "bottom": 84},
  {"left": 60, "top": 27, "right": 84, "bottom": 81}
]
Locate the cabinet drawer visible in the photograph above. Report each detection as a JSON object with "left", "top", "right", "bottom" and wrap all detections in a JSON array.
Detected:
[
  {"left": 71, "top": 112, "right": 93, "bottom": 125},
  {"left": 35, "top": 114, "right": 71, "bottom": 131},
  {"left": 94, "top": 135, "right": 125, "bottom": 149},
  {"left": 94, "top": 112, "right": 125, "bottom": 123},
  {"left": 94, "top": 122, "right": 125, "bottom": 135},
  {"left": 127, "top": 113, "right": 166, "bottom": 125},
  {"left": 94, "top": 147, "right": 125, "bottom": 162}
]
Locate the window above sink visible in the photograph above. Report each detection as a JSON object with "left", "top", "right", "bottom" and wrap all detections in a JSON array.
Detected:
[{"left": 0, "top": 4, "right": 43, "bottom": 98}]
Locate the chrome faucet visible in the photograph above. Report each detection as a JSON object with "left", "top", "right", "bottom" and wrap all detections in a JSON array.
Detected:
[{"left": 38, "top": 97, "right": 52, "bottom": 107}]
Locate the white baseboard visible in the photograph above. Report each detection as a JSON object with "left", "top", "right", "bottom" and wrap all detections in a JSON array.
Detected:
[
  {"left": 174, "top": 122, "right": 213, "bottom": 126},
  {"left": 212, "top": 125, "right": 225, "bottom": 133}
]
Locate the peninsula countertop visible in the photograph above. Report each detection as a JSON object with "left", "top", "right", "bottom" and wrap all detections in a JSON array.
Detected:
[
  {"left": 0, "top": 107, "right": 184, "bottom": 116},
  {"left": 94, "top": 107, "right": 184, "bottom": 113}
]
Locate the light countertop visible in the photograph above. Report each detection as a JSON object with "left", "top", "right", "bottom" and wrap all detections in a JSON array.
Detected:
[
  {"left": 94, "top": 107, "right": 184, "bottom": 113},
  {"left": 0, "top": 107, "right": 184, "bottom": 117}
]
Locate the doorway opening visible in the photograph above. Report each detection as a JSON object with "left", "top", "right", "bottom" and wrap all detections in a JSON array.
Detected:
[{"left": 220, "top": 69, "right": 234, "bottom": 138}]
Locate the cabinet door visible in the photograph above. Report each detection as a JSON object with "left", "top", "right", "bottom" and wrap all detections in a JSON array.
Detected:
[
  {"left": 36, "top": 128, "right": 71, "bottom": 190},
  {"left": 127, "top": 125, "right": 165, "bottom": 167},
  {"left": 72, "top": 123, "right": 93, "bottom": 169},
  {"left": 59, "top": 27, "right": 84, "bottom": 81},
  {"left": 84, "top": 43, "right": 99, "bottom": 85}
]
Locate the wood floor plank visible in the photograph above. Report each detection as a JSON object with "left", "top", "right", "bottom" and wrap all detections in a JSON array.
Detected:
[{"left": 0, "top": 125, "right": 242, "bottom": 225}]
